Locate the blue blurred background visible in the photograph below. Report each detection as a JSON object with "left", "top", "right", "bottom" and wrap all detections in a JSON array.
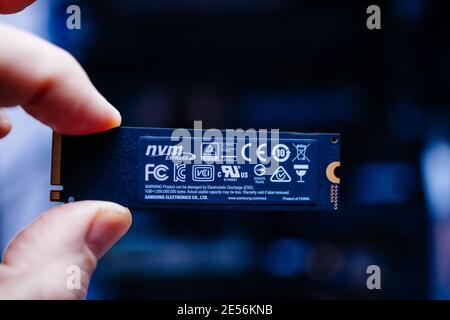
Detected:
[{"left": 1, "top": 0, "right": 450, "bottom": 299}]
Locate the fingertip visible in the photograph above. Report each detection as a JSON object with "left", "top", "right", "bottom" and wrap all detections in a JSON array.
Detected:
[
  {"left": 56, "top": 87, "right": 122, "bottom": 135},
  {"left": 93, "top": 90, "right": 122, "bottom": 131},
  {"left": 107, "top": 104, "right": 122, "bottom": 130},
  {"left": 0, "top": 108, "right": 11, "bottom": 138},
  {"left": 80, "top": 95, "right": 122, "bottom": 134},
  {"left": 0, "top": 200, "right": 132, "bottom": 299},
  {"left": 84, "top": 201, "right": 132, "bottom": 259},
  {"left": 0, "top": 0, "right": 36, "bottom": 14},
  {"left": 85, "top": 98, "right": 122, "bottom": 134}
]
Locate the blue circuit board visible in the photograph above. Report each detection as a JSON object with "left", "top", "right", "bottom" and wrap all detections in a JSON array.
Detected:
[{"left": 51, "top": 127, "right": 340, "bottom": 212}]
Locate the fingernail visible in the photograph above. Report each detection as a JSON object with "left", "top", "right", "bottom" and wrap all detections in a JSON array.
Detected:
[
  {"left": 86, "top": 203, "right": 131, "bottom": 259},
  {"left": 103, "top": 102, "right": 122, "bottom": 130},
  {"left": 0, "top": 109, "right": 10, "bottom": 125},
  {"left": 111, "top": 106, "right": 122, "bottom": 126},
  {"left": 97, "top": 92, "right": 122, "bottom": 129}
]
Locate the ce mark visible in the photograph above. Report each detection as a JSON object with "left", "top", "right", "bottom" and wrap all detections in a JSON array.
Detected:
[{"left": 241, "top": 143, "right": 290, "bottom": 163}]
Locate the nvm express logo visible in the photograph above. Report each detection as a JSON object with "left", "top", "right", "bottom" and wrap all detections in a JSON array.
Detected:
[{"left": 145, "top": 144, "right": 195, "bottom": 161}]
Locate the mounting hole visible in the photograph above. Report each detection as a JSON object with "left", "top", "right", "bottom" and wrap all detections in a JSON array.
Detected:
[
  {"left": 334, "top": 165, "right": 341, "bottom": 180},
  {"left": 331, "top": 135, "right": 339, "bottom": 144},
  {"left": 68, "top": 196, "right": 75, "bottom": 203}
]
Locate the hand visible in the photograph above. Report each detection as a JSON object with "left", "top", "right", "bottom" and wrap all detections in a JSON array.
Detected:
[{"left": 0, "top": 1, "right": 132, "bottom": 299}]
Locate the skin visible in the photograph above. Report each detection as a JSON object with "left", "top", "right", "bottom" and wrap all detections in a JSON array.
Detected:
[{"left": 0, "top": 1, "right": 132, "bottom": 299}]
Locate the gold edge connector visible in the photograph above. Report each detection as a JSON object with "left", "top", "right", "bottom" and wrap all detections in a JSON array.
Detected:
[
  {"left": 50, "top": 190, "right": 61, "bottom": 202},
  {"left": 51, "top": 132, "right": 62, "bottom": 186}
]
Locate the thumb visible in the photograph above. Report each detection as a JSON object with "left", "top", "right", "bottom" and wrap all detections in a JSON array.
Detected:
[{"left": 0, "top": 201, "right": 132, "bottom": 300}]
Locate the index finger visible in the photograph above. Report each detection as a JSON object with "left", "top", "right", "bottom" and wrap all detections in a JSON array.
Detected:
[
  {"left": 0, "top": 0, "right": 36, "bottom": 14},
  {"left": 0, "top": 22, "right": 121, "bottom": 135}
]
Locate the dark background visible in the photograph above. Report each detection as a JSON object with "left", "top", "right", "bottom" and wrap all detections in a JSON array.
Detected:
[{"left": 40, "top": 0, "right": 450, "bottom": 299}]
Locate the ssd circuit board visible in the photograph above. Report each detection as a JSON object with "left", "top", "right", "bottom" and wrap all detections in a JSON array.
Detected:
[{"left": 50, "top": 127, "right": 340, "bottom": 212}]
